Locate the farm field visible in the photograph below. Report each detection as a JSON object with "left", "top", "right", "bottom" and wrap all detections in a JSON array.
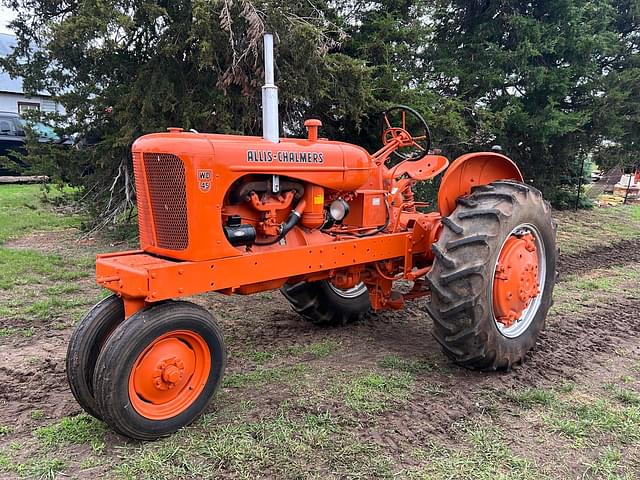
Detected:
[{"left": 0, "top": 184, "right": 639, "bottom": 479}]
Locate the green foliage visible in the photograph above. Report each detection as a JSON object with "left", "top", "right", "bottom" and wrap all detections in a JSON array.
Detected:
[
  {"left": 0, "top": 248, "right": 63, "bottom": 290},
  {"left": 428, "top": 0, "right": 635, "bottom": 205},
  {"left": 606, "top": 384, "right": 640, "bottom": 406},
  {"left": 286, "top": 339, "right": 339, "bottom": 359},
  {"left": 0, "top": 326, "right": 34, "bottom": 338},
  {"left": 543, "top": 398, "right": 640, "bottom": 445},
  {"left": 1, "top": 0, "right": 376, "bottom": 223},
  {"left": 1, "top": 0, "right": 638, "bottom": 214}
]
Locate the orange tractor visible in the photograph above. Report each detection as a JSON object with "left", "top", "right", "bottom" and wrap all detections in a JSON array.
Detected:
[{"left": 66, "top": 35, "right": 556, "bottom": 440}]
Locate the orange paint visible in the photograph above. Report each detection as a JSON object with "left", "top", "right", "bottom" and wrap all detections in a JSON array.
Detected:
[
  {"left": 438, "top": 152, "right": 523, "bottom": 217},
  {"left": 128, "top": 330, "right": 211, "bottom": 420},
  {"left": 97, "top": 118, "right": 524, "bottom": 320},
  {"left": 493, "top": 233, "right": 541, "bottom": 327}
]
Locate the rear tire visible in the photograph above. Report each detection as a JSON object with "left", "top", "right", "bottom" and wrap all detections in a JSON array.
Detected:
[
  {"left": 92, "top": 301, "right": 226, "bottom": 440},
  {"left": 427, "top": 181, "right": 557, "bottom": 370},
  {"left": 281, "top": 280, "right": 370, "bottom": 326},
  {"left": 66, "top": 294, "right": 124, "bottom": 420}
]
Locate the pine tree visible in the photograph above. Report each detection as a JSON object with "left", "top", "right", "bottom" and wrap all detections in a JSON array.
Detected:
[
  {"left": 0, "top": 0, "right": 374, "bottom": 224},
  {"left": 428, "top": 0, "right": 626, "bottom": 207}
]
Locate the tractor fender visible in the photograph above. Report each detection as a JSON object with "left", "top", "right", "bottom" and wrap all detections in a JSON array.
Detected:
[{"left": 437, "top": 152, "right": 523, "bottom": 217}]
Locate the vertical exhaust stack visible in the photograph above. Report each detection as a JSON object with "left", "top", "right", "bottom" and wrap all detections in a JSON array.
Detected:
[{"left": 262, "top": 34, "right": 279, "bottom": 143}]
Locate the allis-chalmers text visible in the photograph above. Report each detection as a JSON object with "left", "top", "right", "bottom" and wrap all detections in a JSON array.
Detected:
[{"left": 246, "top": 150, "right": 324, "bottom": 163}]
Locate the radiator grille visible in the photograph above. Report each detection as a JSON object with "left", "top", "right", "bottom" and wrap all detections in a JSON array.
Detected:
[
  {"left": 143, "top": 153, "right": 189, "bottom": 250},
  {"left": 132, "top": 152, "right": 154, "bottom": 247}
]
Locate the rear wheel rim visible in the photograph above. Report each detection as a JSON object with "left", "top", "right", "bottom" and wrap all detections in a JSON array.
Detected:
[
  {"left": 327, "top": 282, "right": 368, "bottom": 299},
  {"left": 128, "top": 330, "right": 211, "bottom": 420},
  {"left": 491, "top": 223, "right": 546, "bottom": 339}
]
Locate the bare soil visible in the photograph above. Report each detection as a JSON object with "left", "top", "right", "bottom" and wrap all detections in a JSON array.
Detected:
[
  {"left": 0, "top": 225, "right": 639, "bottom": 478},
  {"left": 558, "top": 237, "right": 640, "bottom": 279}
]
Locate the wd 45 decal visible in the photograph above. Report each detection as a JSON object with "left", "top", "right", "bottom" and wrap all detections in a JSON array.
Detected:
[{"left": 197, "top": 169, "right": 212, "bottom": 192}]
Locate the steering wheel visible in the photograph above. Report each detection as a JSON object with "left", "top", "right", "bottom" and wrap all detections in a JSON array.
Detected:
[{"left": 381, "top": 105, "right": 432, "bottom": 161}]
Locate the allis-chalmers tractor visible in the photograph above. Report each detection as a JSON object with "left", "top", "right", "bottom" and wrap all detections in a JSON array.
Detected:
[{"left": 66, "top": 35, "right": 556, "bottom": 440}]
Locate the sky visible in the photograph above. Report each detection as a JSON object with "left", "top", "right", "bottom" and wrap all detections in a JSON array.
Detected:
[{"left": 0, "top": 6, "right": 17, "bottom": 35}]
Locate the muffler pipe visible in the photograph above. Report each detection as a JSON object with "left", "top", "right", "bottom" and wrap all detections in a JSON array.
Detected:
[{"left": 262, "top": 34, "right": 279, "bottom": 143}]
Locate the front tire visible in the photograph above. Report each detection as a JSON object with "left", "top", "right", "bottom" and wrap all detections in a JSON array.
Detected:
[
  {"left": 92, "top": 301, "right": 226, "bottom": 440},
  {"left": 66, "top": 294, "right": 124, "bottom": 420},
  {"left": 427, "top": 181, "right": 557, "bottom": 370},
  {"left": 281, "top": 280, "right": 370, "bottom": 326}
]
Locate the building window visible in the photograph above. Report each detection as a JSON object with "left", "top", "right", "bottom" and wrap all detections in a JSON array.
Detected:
[{"left": 17, "top": 102, "right": 40, "bottom": 114}]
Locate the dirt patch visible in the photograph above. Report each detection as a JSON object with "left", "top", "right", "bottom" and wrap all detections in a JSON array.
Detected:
[
  {"left": 559, "top": 238, "right": 640, "bottom": 280},
  {"left": 325, "top": 291, "right": 640, "bottom": 460},
  {"left": 0, "top": 224, "right": 639, "bottom": 478},
  {"left": 187, "top": 254, "right": 640, "bottom": 464},
  {"left": 4, "top": 229, "right": 132, "bottom": 258},
  {"left": 0, "top": 332, "right": 79, "bottom": 429}
]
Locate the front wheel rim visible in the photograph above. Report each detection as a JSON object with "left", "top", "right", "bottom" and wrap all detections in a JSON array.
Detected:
[
  {"left": 491, "top": 223, "right": 546, "bottom": 339},
  {"left": 128, "top": 330, "right": 211, "bottom": 420}
]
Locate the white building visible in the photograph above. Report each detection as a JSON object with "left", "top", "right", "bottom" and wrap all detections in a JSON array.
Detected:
[{"left": 0, "top": 33, "right": 63, "bottom": 114}]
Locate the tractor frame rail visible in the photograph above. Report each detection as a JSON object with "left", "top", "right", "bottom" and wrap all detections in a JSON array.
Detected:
[{"left": 97, "top": 231, "right": 423, "bottom": 318}]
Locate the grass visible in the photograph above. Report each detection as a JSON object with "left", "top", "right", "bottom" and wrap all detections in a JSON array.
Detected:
[
  {"left": 242, "top": 339, "right": 340, "bottom": 365},
  {"left": 550, "top": 263, "right": 640, "bottom": 316},
  {"left": 245, "top": 349, "right": 276, "bottom": 364},
  {"left": 0, "top": 415, "right": 106, "bottom": 479},
  {"left": 0, "top": 248, "right": 95, "bottom": 327},
  {"left": 0, "top": 415, "right": 110, "bottom": 478},
  {"left": 500, "top": 380, "right": 640, "bottom": 476},
  {"left": 584, "top": 446, "right": 640, "bottom": 480},
  {"left": 555, "top": 204, "right": 640, "bottom": 254},
  {"left": 43, "top": 284, "right": 81, "bottom": 295},
  {"left": 378, "top": 355, "right": 433, "bottom": 374},
  {"left": 605, "top": 384, "right": 640, "bottom": 406},
  {"left": 222, "top": 364, "right": 311, "bottom": 389},
  {"left": 506, "top": 387, "right": 557, "bottom": 408},
  {"left": 502, "top": 380, "right": 640, "bottom": 451},
  {"left": 26, "top": 458, "right": 68, "bottom": 480},
  {"left": 543, "top": 398, "right": 640, "bottom": 446},
  {"left": 0, "top": 248, "right": 65, "bottom": 290},
  {"left": 287, "top": 339, "right": 339, "bottom": 359},
  {"left": 25, "top": 297, "right": 89, "bottom": 321},
  {"left": 115, "top": 408, "right": 394, "bottom": 480},
  {"left": 0, "top": 455, "right": 69, "bottom": 480},
  {"left": 0, "top": 185, "right": 95, "bottom": 331},
  {"left": 0, "top": 184, "right": 80, "bottom": 243},
  {"left": 34, "top": 414, "right": 107, "bottom": 449},
  {"left": 407, "top": 426, "right": 547, "bottom": 480},
  {"left": 30, "top": 410, "right": 45, "bottom": 420},
  {"left": 0, "top": 326, "right": 34, "bottom": 338},
  {"left": 336, "top": 371, "right": 414, "bottom": 414}
]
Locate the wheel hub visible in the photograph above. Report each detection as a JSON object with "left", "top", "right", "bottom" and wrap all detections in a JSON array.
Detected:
[
  {"left": 153, "top": 356, "right": 185, "bottom": 390},
  {"left": 130, "top": 334, "right": 202, "bottom": 413},
  {"left": 493, "top": 233, "right": 541, "bottom": 328}
]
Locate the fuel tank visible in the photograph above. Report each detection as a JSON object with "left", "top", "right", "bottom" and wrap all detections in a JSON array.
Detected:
[{"left": 131, "top": 131, "right": 374, "bottom": 261}]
